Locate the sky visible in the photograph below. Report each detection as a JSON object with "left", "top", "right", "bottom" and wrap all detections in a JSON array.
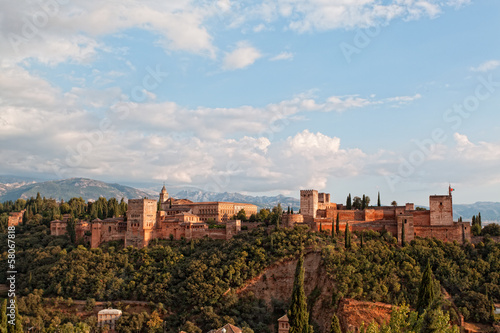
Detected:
[{"left": 0, "top": 0, "right": 499, "bottom": 205}]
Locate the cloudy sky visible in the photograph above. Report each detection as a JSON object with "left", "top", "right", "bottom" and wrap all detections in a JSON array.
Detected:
[{"left": 1, "top": 0, "right": 499, "bottom": 205}]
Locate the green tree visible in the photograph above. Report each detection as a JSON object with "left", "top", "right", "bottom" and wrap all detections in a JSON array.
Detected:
[
  {"left": 330, "top": 314, "right": 342, "bottom": 333},
  {"left": 346, "top": 194, "right": 352, "bottom": 210},
  {"left": 353, "top": 197, "right": 362, "bottom": 210},
  {"left": 401, "top": 220, "right": 406, "bottom": 247},
  {"left": 66, "top": 215, "right": 76, "bottom": 244},
  {"left": 336, "top": 213, "right": 340, "bottom": 236},
  {"left": 345, "top": 223, "right": 351, "bottom": 249},
  {"left": 289, "top": 254, "right": 312, "bottom": 333},
  {"left": 362, "top": 195, "right": 366, "bottom": 210},
  {"left": 237, "top": 209, "right": 247, "bottom": 221},
  {"left": 416, "top": 262, "right": 436, "bottom": 313},
  {"left": 377, "top": 192, "right": 381, "bottom": 207}
]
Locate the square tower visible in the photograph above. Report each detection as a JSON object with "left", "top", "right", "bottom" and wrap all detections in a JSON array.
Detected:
[
  {"left": 126, "top": 199, "right": 157, "bottom": 247},
  {"left": 300, "top": 190, "right": 318, "bottom": 218},
  {"left": 429, "top": 195, "right": 453, "bottom": 226}
]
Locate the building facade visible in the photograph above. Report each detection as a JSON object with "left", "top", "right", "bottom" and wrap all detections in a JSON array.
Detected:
[
  {"left": 51, "top": 186, "right": 255, "bottom": 248},
  {"left": 97, "top": 308, "right": 122, "bottom": 331},
  {"left": 283, "top": 187, "right": 471, "bottom": 244}
]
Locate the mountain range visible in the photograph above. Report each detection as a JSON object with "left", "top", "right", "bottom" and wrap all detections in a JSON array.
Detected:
[{"left": 0, "top": 176, "right": 498, "bottom": 222}]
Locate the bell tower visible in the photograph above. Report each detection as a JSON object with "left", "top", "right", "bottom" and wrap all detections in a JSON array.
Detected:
[{"left": 159, "top": 185, "right": 169, "bottom": 204}]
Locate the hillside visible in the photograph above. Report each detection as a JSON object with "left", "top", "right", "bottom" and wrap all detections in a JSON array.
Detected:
[{"left": 0, "top": 178, "right": 151, "bottom": 202}]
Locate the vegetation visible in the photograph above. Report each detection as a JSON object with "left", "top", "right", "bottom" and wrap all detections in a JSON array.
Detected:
[
  {"left": 2, "top": 198, "right": 500, "bottom": 332},
  {"left": 359, "top": 304, "right": 459, "bottom": 333},
  {"left": 289, "top": 254, "right": 312, "bottom": 333}
]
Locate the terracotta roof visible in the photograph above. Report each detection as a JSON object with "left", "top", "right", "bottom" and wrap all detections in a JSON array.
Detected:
[
  {"left": 208, "top": 324, "right": 242, "bottom": 333},
  {"left": 278, "top": 314, "right": 289, "bottom": 322}
]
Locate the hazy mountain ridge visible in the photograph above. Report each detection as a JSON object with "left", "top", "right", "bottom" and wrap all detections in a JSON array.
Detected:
[
  {"left": 0, "top": 178, "right": 151, "bottom": 202},
  {"left": 453, "top": 202, "right": 500, "bottom": 222},
  {"left": 173, "top": 189, "right": 301, "bottom": 210}
]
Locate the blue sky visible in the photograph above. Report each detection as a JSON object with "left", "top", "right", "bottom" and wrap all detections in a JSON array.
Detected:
[{"left": 0, "top": 0, "right": 499, "bottom": 205}]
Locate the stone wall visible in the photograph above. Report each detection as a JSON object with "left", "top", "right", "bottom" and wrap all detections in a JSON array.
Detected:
[{"left": 8, "top": 210, "right": 25, "bottom": 227}]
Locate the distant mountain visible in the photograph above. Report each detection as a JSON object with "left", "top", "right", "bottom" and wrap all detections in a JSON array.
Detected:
[
  {"left": 454, "top": 202, "right": 500, "bottom": 222},
  {"left": 173, "top": 189, "right": 300, "bottom": 210},
  {"left": 0, "top": 178, "right": 151, "bottom": 202}
]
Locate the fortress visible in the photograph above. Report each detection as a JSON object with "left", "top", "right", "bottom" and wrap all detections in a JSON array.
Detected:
[
  {"left": 51, "top": 186, "right": 257, "bottom": 248},
  {"left": 283, "top": 186, "right": 471, "bottom": 244},
  {"left": 51, "top": 185, "right": 471, "bottom": 247}
]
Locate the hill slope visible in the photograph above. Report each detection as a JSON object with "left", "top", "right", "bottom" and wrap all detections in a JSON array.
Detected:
[{"left": 0, "top": 178, "right": 151, "bottom": 202}]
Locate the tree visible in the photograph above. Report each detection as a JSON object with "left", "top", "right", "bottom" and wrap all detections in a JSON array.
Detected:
[
  {"left": 377, "top": 192, "right": 381, "bottom": 207},
  {"left": 66, "top": 216, "right": 76, "bottom": 244},
  {"left": 336, "top": 213, "right": 340, "bottom": 236},
  {"left": 401, "top": 220, "right": 406, "bottom": 246},
  {"left": 345, "top": 223, "right": 351, "bottom": 249},
  {"left": 7, "top": 299, "right": 22, "bottom": 333},
  {"left": 146, "top": 311, "right": 163, "bottom": 332},
  {"left": 291, "top": 208, "right": 294, "bottom": 214},
  {"left": 352, "top": 197, "right": 362, "bottom": 210},
  {"left": 1, "top": 299, "right": 7, "bottom": 333},
  {"left": 391, "top": 201, "right": 397, "bottom": 207},
  {"left": 330, "top": 314, "right": 342, "bottom": 333},
  {"left": 237, "top": 209, "right": 247, "bottom": 221},
  {"left": 346, "top": 194, "right": 352, "bottom": 210},
  {"left": 482, "top": 223, "right": 500, "bottom": 236},
  {"left": 362, "top": 195, "right": 366, "bottom": 210},
  {"left": 180, "top": 321, "right": 202, "bottom": 333},
  {"left": 416, "top": 262, "right": 436, "bottom": 313},
  {"left": 364, "top": 196, "right": 371, "bottom": 207},
  {"left": 289, "top": 254, "right": 312, "bottom": 333}
]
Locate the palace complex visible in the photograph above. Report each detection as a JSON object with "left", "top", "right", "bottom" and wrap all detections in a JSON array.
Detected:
[
  {"left": 50, "top": 185, "right": 471, "bottom": 248},
  {"left": 283, "top": 186, "right": 471, "bottom": 244},
  {"left": 51, "top": 186, "right": 257, "bottom": 248}
]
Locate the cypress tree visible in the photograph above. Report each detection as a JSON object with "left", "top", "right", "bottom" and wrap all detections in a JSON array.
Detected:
[
  {"left": 66, "top": 216, "right": 76, "bottom": 244},
  {"left": 289, "top": 254, "right": 311, "bottom": 333},
  {"left": 377, "top": 192, "right": 381, "bottom": 207},
  {"left": 330, "top": 314, "right": 342, "bottom": 333},
  {"left": 362, "top": 195, "right": 366, "bottom": 210},
  {"left": 345, "top": 223, "right": 351, "bottom": 249},
  {"left": 472, "top": 215, "right": 476, "bottom": 225},
  {"left": 401, "top": 220, "right": 406, "bottom": 246},
  {"left": 416, "top": 262, "right": 436, "bottom": 313},
  {"left": 346, "top": 194, "right": 352, "bottom": 210},
  {"left": 478, "top": 212, "right": 482, "bottom": 227},
  {"left": 288, "top": 206, "right": 291, "bottom": 214},
  {"left": 336, "top": 213, "right": 340, "bottom": 235},
  {"left": 360, "top": 232, "right": 364, "bottom": 248}
]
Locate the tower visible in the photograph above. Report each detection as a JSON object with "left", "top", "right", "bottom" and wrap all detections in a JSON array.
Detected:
[
  {"left": 159, "top": 185, "right": 169, "bottom": 204},
  {"left": 300, "top": 190, "right": 318, "bottom": 218}
]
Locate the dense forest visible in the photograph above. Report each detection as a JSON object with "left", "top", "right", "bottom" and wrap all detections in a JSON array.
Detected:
[{"left": 1, "top": 196, "right": 499, "bottom": 332}]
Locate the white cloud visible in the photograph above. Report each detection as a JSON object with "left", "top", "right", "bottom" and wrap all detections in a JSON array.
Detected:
[
  {"left": 470, "top": 60, "right": 500, "bottom": 73},
  {"left": 453, "top": 133, "right": 500, "bottom": 161},
  {"left": 270, "top": 52, "right": 294, "bottom": 61},
  {"left": 0, "top": 0, "right": 217, "bottom": 66},
  {"left": 223, "top": 41, "right": 262, "bottom": 70}
]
